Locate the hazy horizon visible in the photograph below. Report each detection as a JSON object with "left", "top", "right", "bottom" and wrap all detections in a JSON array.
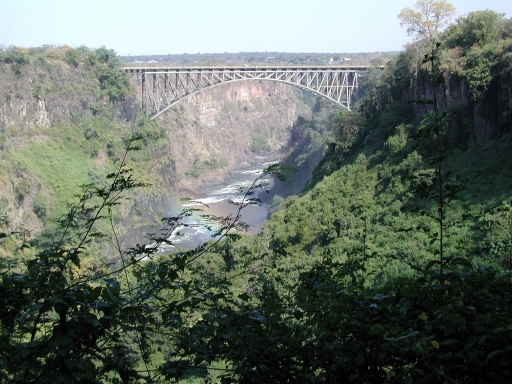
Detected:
[{"left": 2, "top": 0, "right": 512, "bottom": 56}]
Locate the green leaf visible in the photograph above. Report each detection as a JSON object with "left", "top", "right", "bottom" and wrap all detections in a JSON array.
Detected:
[
  {"left": 499, "top": 354, "right": 511, "bottom": 367},
  {"left": 425, "top": 260, "right": 440, "bottom": 270},
  {"left": 101, "top": 286, "right": 120, "bottom": 305},
  {"left": 249, "top": 312, "right": 266, "bottom": 323},
  {"left": 487, "top": 350, "right": 503, "bottom": 363},
  {"left": 89, "top": 286, "right": 102, "bottom": 302},
  {"left": 437, "top": 351, "right": 453, "bottom": 359},
  {"left": 103, "top": 278, "right": 120, "bottom": 292},
  {"left": 237, "top": 293, "right": 250, "bottom": 302},
  {"left": 48, "top": 334, "right": 71, "bottom": 348},
  {"left": 464, "top": 335, "right": 479, "bottom": 351},
  {"left": 439, "top": 339, "right": 459, "bottom": 346},
  {"left": 449, "top": 257, "right": 472, "bottom": 268}
]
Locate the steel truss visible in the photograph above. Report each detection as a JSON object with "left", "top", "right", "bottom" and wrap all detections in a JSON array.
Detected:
[{"left": 123, "top": 66, "right": 368, "bottom": 119}]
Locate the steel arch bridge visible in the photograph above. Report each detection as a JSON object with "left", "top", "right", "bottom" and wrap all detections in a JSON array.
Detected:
[{"left": 123, "top": 65, "right": 371, "bottom": 119}]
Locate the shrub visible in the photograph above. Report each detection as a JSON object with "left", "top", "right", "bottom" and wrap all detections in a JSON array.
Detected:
[
  {"left": 32, "top": 194, "right": 48, "bottom": 219},
  {"left": 250, "top": 134, "right": 271, "bottom": 152},
  {"left": 96, "top": 66, "right": 131, "bottom": 103},
  {"left": 185, "top": 156, "right": 228, "bottom": 178},
  {"left": 384, "top": 123, "right": 410, "bottom": 154},
  {"left": 14, "top": 179, "right": 31, "bottom": 204},
  {"left": 64, "top": 48, "right": 80, "bottom": 68},
  {"left": 0, "top": 196, "right": 8, "bottom": 213},
  {"left": 2, "top": 47, "right": 29, "bottom": 75}
]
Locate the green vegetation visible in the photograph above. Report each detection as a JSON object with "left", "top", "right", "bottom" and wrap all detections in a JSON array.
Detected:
[
  {"left": 249, "top": 134, "right": 271, "bottom": 152},
  {"left": 0, "top": 45, "right": 171, "bottom": 245},
  {"left": 443, "top": 10, "right": 512, "bottom": 100},
  {"left": 269, "top": 108, "right": 335, "bottom": 199},
  {"left": 398, "top": 0, "right": 456, "bottom": 40},
  {"left": 64, "top": 48, "right": 80, "bottom": 68},
  {"left": 2, "top": 2, "right": 512, "bottom": 382},
  {"left": 1, "top": 45, "right": 131, "bottom": 102},
  {"left": 185, "top": 156, "right": 228, "bottom": 178},
  {"left": 0, "top": 47, "right": 30, "bottom": 75}
]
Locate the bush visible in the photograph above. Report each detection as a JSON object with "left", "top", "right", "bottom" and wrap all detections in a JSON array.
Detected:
[
  {"left": 0, "top": 196, "right": 8, "bottom": 214},
  {"left": 384, "top": 123, "right": 409, "bottom": 154},
  {"left": 85, "top": 52, "right": 97, "bottom": 67},
  {"left": 14, "top": 178, "right": 31, "bottom": 204},
  {"left": 96, "top": 66, "right": 131, "bottom": 103},
  {"left": 185, "top": 156, "right": 228, "bottom": 178},
  {"left": 64, "top": 48, "right": 80, "bottom": 68},
  {"left": 32, "top": 194, "right": 48, "bottom": 219},
  {"left": 2, "top": 47, "right": 29, "bottom": 75},
  {"left": 250, "top": 134, "right": 271, "bottom": 152}
]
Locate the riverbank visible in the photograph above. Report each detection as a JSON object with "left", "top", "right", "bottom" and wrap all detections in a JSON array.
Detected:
[
  {"left": 177, "top": 151, "right": 282, "bottom": 194},
  {"left": 169, "top": 159, "right": 278, "bottom": 250}
]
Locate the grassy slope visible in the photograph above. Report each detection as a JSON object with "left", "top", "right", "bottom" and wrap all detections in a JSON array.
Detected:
[
  {"left": 0, "top": 47, "right": 176, "bottom": 252},
  {"left": 12, "top": 141, "right": 98, "bottom": 215},
  {"left": 265, "top": 130, "right": 512, "bottom": 281}
]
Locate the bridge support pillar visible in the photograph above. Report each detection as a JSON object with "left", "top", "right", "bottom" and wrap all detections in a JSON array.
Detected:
[{"left": 141, "top": 70, "right": 147, "bottom": 114}]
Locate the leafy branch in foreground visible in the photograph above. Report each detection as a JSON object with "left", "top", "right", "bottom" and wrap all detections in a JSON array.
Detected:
[
  {"left": 0, "top": 131, "right": 160, "bottom": 383},
  {"left": 407, "top": 41, "right": 473, "bottom": 285},
  {"left": 0, "top": 135, "right": 291, "bottom": 382}
]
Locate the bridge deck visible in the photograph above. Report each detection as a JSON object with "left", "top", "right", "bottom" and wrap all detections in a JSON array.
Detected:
[{"left": 122, "top": 65, "right": 378, "bottom": 72}]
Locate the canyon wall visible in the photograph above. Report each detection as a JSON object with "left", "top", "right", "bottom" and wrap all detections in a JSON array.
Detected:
[
  {"left": 152, "top": 81, "right": 316, "bottom": 191},
  {"left": 408, "top": 70, "right": 512, "bottom": 146}
]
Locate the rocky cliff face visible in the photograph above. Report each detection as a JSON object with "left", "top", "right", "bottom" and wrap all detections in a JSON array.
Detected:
[
  {"left": 153, "top": 81, "right": 316, "bottom": 191},
  {"left": 409, "top": 70, "right": 512, "bottom": 145},
  {"left": 1, "top": 57, "right": 323, "bottom": 236},
  {"left": 1, "top": 63, "right": 91, "bottom": 129},
  {"left": 0, "top": 71, "right": 137, "bottom": 131},
  {"left": 0, "top": 59, "right": 167, "bottom": 235}
]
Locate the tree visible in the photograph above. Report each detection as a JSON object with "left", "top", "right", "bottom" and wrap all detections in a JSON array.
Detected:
[
  {"left": 96, "top": 66, "right": 132, "bottom": 102},
  {"left": 333, "top": 111, "right": 363, "bottom": 152},
  {"left": 64, "top": 48, "right": 80, "bottom": 68},
  {"left": 445, "top": 10, "right": 503, "bottom": 50},
  {"left": 398, "top": 0, "right": 456, "bottom": 40},
  {"left": 95, "top": 46, "right": 121, "bottom": 68},
  {"left": 2, "top": 47, "right": 29, "bottom": 75}
]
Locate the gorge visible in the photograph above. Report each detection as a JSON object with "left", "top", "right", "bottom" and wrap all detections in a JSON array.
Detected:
[
  {"left": 0, "top": 48, "right": 337, "bottom": 250},
  {"left": 2, "top": 9, "right": 512, "bottom": 380}
]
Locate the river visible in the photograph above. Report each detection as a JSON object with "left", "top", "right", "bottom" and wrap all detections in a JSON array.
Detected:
[{"left": 161, "top": 160, "right": 277, "bottom": 251}]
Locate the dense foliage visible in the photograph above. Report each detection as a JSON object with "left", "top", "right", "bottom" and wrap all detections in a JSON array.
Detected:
[
  {"left": 2, "top": 5, "right": 512, "bottom": 383},
  {"left": 0, "top": 45, "right": 170, "bottom": 242}
]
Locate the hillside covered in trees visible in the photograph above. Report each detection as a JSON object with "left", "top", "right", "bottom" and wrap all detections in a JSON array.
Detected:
[
  {"left": 2, "top": 2, "right": 512, "bottom": 383},
  {"left": 120, "top": 51, "right": 396, "bottom": 67}
]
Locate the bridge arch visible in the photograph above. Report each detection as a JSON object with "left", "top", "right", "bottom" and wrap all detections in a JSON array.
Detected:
[
  {"left": 150, "top": 78, "right": 350, "bottom": 120},
  {"left": 123, "top": 66, "right": 370, "bottom": 120}
]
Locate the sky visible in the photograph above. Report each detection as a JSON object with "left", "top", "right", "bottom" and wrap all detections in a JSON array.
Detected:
[{"left": 1, "top": 0, "right": 512, "bottom": 56}]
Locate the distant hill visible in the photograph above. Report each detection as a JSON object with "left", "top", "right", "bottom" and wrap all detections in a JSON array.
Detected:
[{"left": 119, "top": 51, "right": 399, "bottom": 66}]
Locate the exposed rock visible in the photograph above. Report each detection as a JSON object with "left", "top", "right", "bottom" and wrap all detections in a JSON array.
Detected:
[
  {"left": 411, "top": 70, "right": 512, "bottom": 145},
  {"left": 152, "top": 81, "right": 315, "bottom": 192}
]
